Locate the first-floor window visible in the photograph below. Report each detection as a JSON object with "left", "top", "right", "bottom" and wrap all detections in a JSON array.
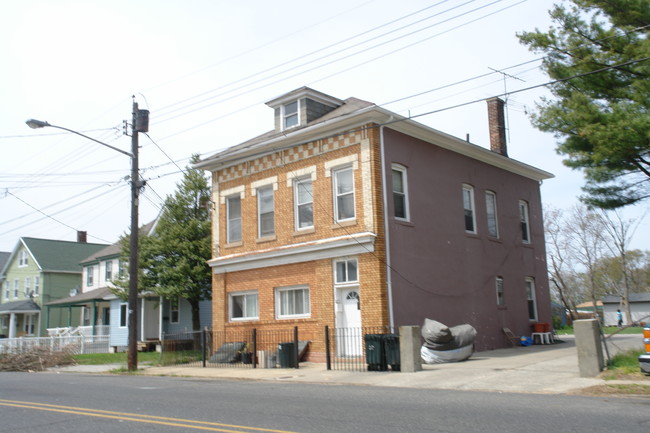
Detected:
[
  {"left": 170, "top": 298, "right": 180, "bottom": 324},
  {"left": 1, "top": 315, "right": 8, "bottom": 329},
  {"left": 496, "top": 276, "right": 505, "bottom": 306},
  {"left": 276, "top": 286, "right": 310, "bottom": 319},
  {"left": 119, "top": 304, "right": 128, "bottom": 327},
  {"left": 230, "top": 291, "right": 258, "bottom": 321},
  {"left": 525, "top": 277, "right": 537, "bottom": 321}
]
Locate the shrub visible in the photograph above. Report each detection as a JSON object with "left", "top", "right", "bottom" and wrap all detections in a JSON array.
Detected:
[{"left": 0, "top": 348, "right": 75, "bottom": 372}]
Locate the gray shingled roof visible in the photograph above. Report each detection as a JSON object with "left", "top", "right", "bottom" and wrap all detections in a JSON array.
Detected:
[
  {"left": 22, "top": 237, "right": 109, "bottom": 273},
  {"left": 0, "top": 252, "right": 10, "bottom": 275},
  {"left": 46, "top": 287, "right": 114, "bottom": 306},
  {"left": 0, "top": 299, "right": 41, "bottom": 313}
]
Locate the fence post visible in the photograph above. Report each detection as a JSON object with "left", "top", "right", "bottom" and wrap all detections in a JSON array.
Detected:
[
  {"left": 252, "top": 328, "right": 257, "bottom": 369},
  {"left": 293, "top": 326, "right": 299, "bottom": 369},
  {"left": 201, "top": 327, "right": 207, "bottom": 368},
  {"left": 325, "top": 325, "right": 331, "bottom": 370}
]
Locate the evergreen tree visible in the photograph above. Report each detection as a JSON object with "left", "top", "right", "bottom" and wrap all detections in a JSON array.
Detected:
[{"left": 518, "top": 0, "right": 650, "bottom": 208}]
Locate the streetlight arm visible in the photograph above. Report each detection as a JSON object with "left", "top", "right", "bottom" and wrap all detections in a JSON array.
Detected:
[{"left": 25, "top": 118, "right": 133, "bottom": 158}]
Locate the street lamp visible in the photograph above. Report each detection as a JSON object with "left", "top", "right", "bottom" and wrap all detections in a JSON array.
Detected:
[{"left": 26, "top": 101, "right": 148, "bottom": 371}]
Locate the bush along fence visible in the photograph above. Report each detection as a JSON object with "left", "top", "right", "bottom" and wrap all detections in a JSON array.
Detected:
[
  {"left": 160, "top": 325, "right": 399, "bottom": 372},
  {"left": 0, "top": 335, "right": 110, "bottom": 355}
]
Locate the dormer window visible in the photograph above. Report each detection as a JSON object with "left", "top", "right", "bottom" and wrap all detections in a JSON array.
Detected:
[{"left": 283, "top": 101, "right": 299, "bottom": 129}]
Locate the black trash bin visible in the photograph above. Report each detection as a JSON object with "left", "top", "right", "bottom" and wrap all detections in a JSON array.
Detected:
[
  {"left": 364, "top": 334, "right": 387, "bottom": 371},
  {"left": 278, "top": 342, "right": 297, "bottom": 368},
  {"left": 383, "top": 334, "right": 400, "bottom": 371}
]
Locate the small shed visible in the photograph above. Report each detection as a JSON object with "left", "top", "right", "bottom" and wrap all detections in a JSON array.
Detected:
[{"left": 602, "top": 293, "right": 650, "bottom": 326}]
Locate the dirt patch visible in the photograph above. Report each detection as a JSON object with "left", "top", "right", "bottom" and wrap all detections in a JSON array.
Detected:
[{"left": 575, "top": 383, "right": 650, "bottom": 398}]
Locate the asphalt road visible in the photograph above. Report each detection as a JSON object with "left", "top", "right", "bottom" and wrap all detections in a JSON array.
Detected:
[{"left": 1, "top": 372, "right": 649, "bottom": 432}]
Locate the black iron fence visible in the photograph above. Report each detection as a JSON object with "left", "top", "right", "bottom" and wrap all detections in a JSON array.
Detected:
[{"left": 160, "top": 326, "right": 399, "bottom": 372}]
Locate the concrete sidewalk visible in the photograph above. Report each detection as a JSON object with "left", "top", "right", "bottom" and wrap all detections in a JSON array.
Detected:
[{"left": 51, "top": 335, "right": 648, "bottom": 394}]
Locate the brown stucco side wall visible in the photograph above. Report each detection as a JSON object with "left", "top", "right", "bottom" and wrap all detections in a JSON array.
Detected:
[{"left": 381, "top": 128, "right": 551, "bottom": 351}]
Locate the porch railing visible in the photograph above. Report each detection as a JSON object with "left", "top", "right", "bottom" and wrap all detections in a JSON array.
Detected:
[
  {"left": 46, "top": 325, "right": 110, "bottom": 337},
  {"left": 0, "top": 335, "right": 110, "bottom": 355}
]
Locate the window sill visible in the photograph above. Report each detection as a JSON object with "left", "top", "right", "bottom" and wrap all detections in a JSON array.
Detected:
[
  {"left": 394, "top": 219, "right": 414, "bottom": 227},
  {"left": 293, "top": 228, "right": 315, "bottom": 237},
  {"left": 332, "top": 219, "right": 357, "bottom": 229},
  {"left": 256, "top": 235, "right": 277, "bottom": 244},
  {"left": 224, "top": 241, "right": 243, "bottom": 249}
]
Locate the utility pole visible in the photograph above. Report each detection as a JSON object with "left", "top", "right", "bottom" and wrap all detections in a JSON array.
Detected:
[{"left": 127, "top": 99, "right": 148, "bottom": 371}]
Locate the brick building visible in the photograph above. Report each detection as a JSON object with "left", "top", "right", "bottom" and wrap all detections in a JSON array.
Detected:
[{"left": 196, "top": 87, "right": 553, "bottom": 359}]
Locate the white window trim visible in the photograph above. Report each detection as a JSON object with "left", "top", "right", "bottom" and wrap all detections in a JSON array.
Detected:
[
  {"left": 256, "top": 185, "right": 275, "bottom": 238},
  {"left": 24, "top": 277, "right": 30, "bottom": 297},
  {"left": 391, "top": 164, "right": 410, "bottom": 221},
  {"left": 520, "top": 200, "right": 531, "bottom": 244},
  {"left": 275, "top": 285, "right": 311, "bottom": 319},
  {"left": 333, "top": 257, "right": 359, "bottom": 287},
  {"left": 87, "top": 266, "right": 94, "bottom": 287},
  {"left": 282, "top": 100, "right": 300, "bottom": 130},
  {"left": 250, "top": 176, "right": 278, "bottom": 195},
  {"left": 13, "top": 280, "right": 19, "bottom": 298},
  {"left": 526, "top": 277, "right": 538, "bottom": 321},
  {"left": 485, "top": 191, "right": 499, "bottom": 238},
  {"left": 229, "top": 290, "right": 259, "bottom": 322},
  {"left": 226, "top": 194, "right": 242, "bottom": 244},
  {"left": 4, "top": 281, "right": 9, "bottom": 300},
  {"left": 33, "top": 276, "right": 40, "bottom": 297},
  {"left": 105, "top": 261, "right": 113, "bottom": 281},
  {"left": 293, "top": 176, "right": 314, "bottom": 230},
  {"left": 496, "top": 276, "right": 505, "bottom": 306},
  {"left": 119, "top": 303, "right": 128, "bottom": 328},
  {"left": 463, "top": 184, "right": 477, "bottom": 234},
  {"left": 332, "top": 166, "right": 356, "bottom": 223},
  {"left": 324, "top": 155, "right": 358, "bottom": 177}
]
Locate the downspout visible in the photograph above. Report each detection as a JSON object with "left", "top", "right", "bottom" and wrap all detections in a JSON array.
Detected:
[{"left": 379, "top": 124, "right": 395, "bottom": 329}]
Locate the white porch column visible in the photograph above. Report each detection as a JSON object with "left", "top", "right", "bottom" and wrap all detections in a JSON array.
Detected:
[{"left": 8, "top": 313, "right": 16, "bottom": 339}]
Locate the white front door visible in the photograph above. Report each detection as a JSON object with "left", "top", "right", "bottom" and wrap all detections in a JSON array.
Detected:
[
  {"left": 142, "top": 298, "right": 160, "bottom": 340},
  {"left": 336, "top": 288, "right": 362, "bottom": 356}
]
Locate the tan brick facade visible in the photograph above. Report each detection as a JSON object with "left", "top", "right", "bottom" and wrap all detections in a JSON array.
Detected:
[{"left": 210, "top": 124, "right": 389, "bottom": 361}]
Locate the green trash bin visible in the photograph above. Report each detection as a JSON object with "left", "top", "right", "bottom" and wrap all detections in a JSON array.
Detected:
[
  {"left": 364, "top": 334, "right": 386, "bottom": 371},
  {"left": 383, "top": 334, "right": 400, "bottom": 371},
  {"left": 278, "top": 342, "right": 297, "bottom": 368}
]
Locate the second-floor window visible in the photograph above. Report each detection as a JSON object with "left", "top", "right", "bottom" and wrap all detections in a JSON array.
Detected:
[
  {"left": 485, "top": 191, "right": 499, "bottom": 238},
  {"left": 392, "top": 165, "right": 409, "bottom": 220},
  {"left": 118, "top": 260, "right": 127, "bottom": 279},
  {"left": 4, "top": 281, "right": 9, "bottom": 300},
  {"left": 87, "top": 266, "right": 94, "bottom": 286},
  {"left": 34, "top": 276, "right": 40, "bottom": 296},
  {"left": 24, "top": 278, "right": 30, "bottom": 297},
  {"left": 294, "top": 177, "right": 314, "bottom": 230},
  {"left": 227, "top": 195, "right": 242, "bottom": 243},
  {"left": 257, "top": 186, "right": 275, "bottom": 238},
  {"left": 333, "top": 167, "right": 355, "bottom": 222},
  {"left": 105, "top": 261, "right": 113, "bottom": 281},
  {"left": 463, "top": 184, "right": 476, "bottom": 233},
  {"left": 519, "top": 200, "right": 531, "bottom": 243},
  {"left": 13, "top": 280, "right": 19, "bottom": 298}
]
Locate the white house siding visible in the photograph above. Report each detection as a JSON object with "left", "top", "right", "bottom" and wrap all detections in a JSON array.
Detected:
[{"left": 109, "top": 299, "right": 128, "bottom": 347}]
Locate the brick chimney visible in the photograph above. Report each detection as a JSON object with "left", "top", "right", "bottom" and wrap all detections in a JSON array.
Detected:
[
  {"left": 487, "top": 97, "right": 508, "bottom": 157},
  {"left": 77, "top": 231, "right": 87, "bottom": 243}
]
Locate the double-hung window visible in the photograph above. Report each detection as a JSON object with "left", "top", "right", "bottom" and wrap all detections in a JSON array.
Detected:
[
  {"left": 257, "top": 186, "right": 275, "bottom": 237},
  {"left": 276, "top": 286, "right": 310, "bottom": 319},
  {"left": 34, "top": 276, "right": 39, "bottom": 296},
  {"left": 496, "top": 276, "right": 505, "bottom": 306},
  {"left": 169, "top": 298, "right": 180, "bottom": 324},
  {"left": 294, "top": 177, "right": 314, "bottom": 230},
  {"left": 333, "top": 167, "right": 355, "bottom": 222},
  {"left": 227, "top": 195, "right": 242, "bottom": 243},
  {"left": 4, "top": 281, "right": 9, "bottom": 300},
  {"left": 24, "top": 278, "right": 30, "bottom": 297},
  {"left": 283, "top": 100, "right": 299, "bottom": 129},
  {"left": 525, "top": 277, "right": 537, "bottom": 321},
  {"left": 105, "top": 261, "right": 113, "bottom": 281},
  {"left": 87, "top": 266, "right": 94, "bottom": 287},
  {"left": 13, "top": 280, "right": 19, "bottom": 298},
  {"left": 485, "top": 191, "right": 499, "bottom": 238},
  {"left": 230, "top": 291, "right": 258, "bottom": 321},
  {"left": 463, "top": 185, "right": 476, "bottom": 233},
  {"left": 18, "top": 250, "right": 28, "bottom": 267},
  {"left": 519, "top": 200, "right": 531, "bottom": 243},
  {"left": 392, "top": 165, "right": 409, "bottom": 220}
]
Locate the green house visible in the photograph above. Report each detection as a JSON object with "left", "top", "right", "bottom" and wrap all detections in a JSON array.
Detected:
[{"left": 0, "top": 236, "right": 108, "bottom": 338}]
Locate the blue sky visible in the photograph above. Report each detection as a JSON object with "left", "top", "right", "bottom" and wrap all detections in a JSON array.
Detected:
[{"left": 1, "top": 0, "right": 647, "bottom": 252}]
